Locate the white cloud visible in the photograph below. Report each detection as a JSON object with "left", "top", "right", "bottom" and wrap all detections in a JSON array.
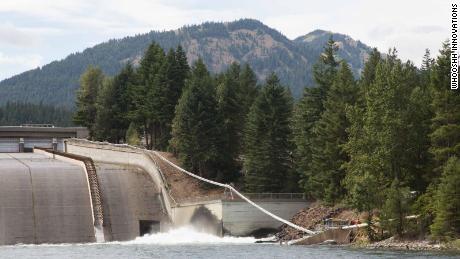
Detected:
[
  {"left": 0, "top": 23, "right": 41, "bottom": 47},
  {"left": 0, "top": 52, "right": 42, "bottom": 79},
  {"left": 0, "top": 0, "right": 452, "bottom": 79}
]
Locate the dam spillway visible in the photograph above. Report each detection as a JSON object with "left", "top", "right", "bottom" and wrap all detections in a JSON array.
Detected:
[
  {"left": 0, "top": 153, "right": 169, "bottom": 245},
  {"left": 0, "top": 139, "right": 309, "bottom": 245},
  {"left": 95, "top": 163, "right": 169, "bottom": 241},
  {"left": 0, "top": 153, "right": 95, "bottom": 245}
]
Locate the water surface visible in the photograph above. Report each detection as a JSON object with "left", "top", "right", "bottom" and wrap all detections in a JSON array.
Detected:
[{"left": 0, "top": 227, "right": 457, "bottom": 259}]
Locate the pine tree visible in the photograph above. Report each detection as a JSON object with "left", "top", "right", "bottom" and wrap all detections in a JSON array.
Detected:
[
  {"left": 344, "top": 50, "right": 417, "bottom": 238},
  {"left": 313, "top": 35, "right": 339, "bottom": 102},
  {"left": 126, "top": 122, "right": 141, "bottom": 146},
  {"left": 309, "top": 61, "right": 358, "bottom": 203},
  {"left": 239, "top": 63, "right": 259, "bottom": 116},
  {"left": 73, "top": 66, "right": 105, "bottom": 138},
  {"left": 428, "top": 41, "right": 460, "bottom": 240},
  {"left": 431, "top": 156, "right": 460, "bottom": 239},
  {"left": 381, "top": 178, "right": 411, "bottom": 237},
  {"left": 170, "top": 59, "right": 225, "bottom": 180},
  {"left": 216, "top": 62, "right": 244, "bottom": 181},
  {"left": 293, "top": 87, "right": 323, "bottom": 198},
  {"left": 134, "top": 42, "right": 169, "bottom": 149},
  {"left": 430, "top": 41, "right": 460, "bottom": 173},
  {"left": 94, "top": 78, "right": 117, "bottom": 142},
  {"left": 294, "top": 37, "right": 339, "bottom": 197},
  {"left": 421, "top": 48, "right": 434, "bottom": 73},
  {"left": 93, "top": 64, "right": 136, "bottom": 143},
  {"left": 243, "top": 73, "right": 294, "bottom": 192},
  {"left": 358, "top": 48, "right": 381, "bottom": 105}
]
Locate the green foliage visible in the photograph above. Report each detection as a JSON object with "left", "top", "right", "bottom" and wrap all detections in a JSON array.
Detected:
[
  {"left": 126, "top": 122, "right": 141, "bottom": 146},
  {"left": 0, "top": 102, "right": 73, "bottom": 126},
  {"left": 170, "top": 59, "right": 228, "bottom": 180},
  {"left": 293, "top": 86, "right": 323, "bottom": 198},
  {"left": 216, "top": 63, "right": 245, "bottom": 180},
  {"left": 309, "top": 61, "right": 358, "bottom": 203},
  {"left": 131, "top": 43, "right": 189, "bottom": 150},
  {"left": 294, "top": 36, "right": 339, "bottom": 199},
  {"left": 345, "top": 171, "right": 383, "bottom": 240},
  {"left": 430, "top": 41, "right": 460, "bottom": 173},
  {"left": 243, "top": 73, "right": 294, "bottom": 192},
  {"left": 73, "top": 66, "right": 105, "bottom": 138},
  {"left": 239, "top": 64, "right": 259, "bottom": 116},
  {"left": 381, "top": 178, "right": 411, "bottom": 237},
  {"left": 313, "top": 36, "right": 339, "bottom": 99},
  {"left": 431, "top": 157, "right": 460, "bottom": 240}
]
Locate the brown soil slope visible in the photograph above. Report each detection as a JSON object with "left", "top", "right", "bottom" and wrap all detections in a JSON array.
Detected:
[
  {"left": 277, "top": 204, "right": 363, "bottom": 241},
  {"left": 152, "top": 151, "right": 225, "bottom": 203}
]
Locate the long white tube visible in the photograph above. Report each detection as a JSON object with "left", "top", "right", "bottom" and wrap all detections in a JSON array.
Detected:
[{"left": 152, "top": 151, "right": 316, "bottom": 235}]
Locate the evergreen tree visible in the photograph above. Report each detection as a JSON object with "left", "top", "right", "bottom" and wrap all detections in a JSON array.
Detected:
[
  {"left": 239, "top": 63, "right": 259, "bottom": 116},
  {"left": 73, "top": 66, "right": 105, "bottom": 138},
  {"left": 94, "top": 64, "right": 137, "bottom": 143},
  {"left": 381, "top": 178, "right": 411, "bottom": 237},
  {"left": 358, "top": 48, "right": 381, "bottom": 104},
  {"left": 131, "top": 42, "right": 165, "bottom": 149},
  {"left": 293, "top": 87, "right": 323, "bottom": 198},
  {"left": 427, "top": 41, "right": 460, "bottom": 240},
  {"left": 421, "top": 48, "right": 434, "bottom": 73},
  {"left": 346, "top": 171, "right": 382, "bottom": 240},
  {"left": 344, "top": 50, "right": 420, "bottom": 238},
  {"left": 94, "top": 78, "right": 117, "bottom": 142},
  {"left": 126, "top": 122, "right": 141, "bottom": 146},
  {"left": 294, "top": 37, "right": 339, "bottom": 197},
  {"left": 431, "top": 156, "right": 460, "bottom": 239},
  {"left": 0, "top": 102, "right": 73, "bottom": 126},
  {"left": 134, "top": 43, "right": 189, "bottom": 150},
  {"left": 313, "top": 35, "right": 339, "bottom": 102},
  {"left": 170, "top": 59, "right": 225, "bottom": 180},
  {"left": 216, "top": 62, "right": 244, "bottom": 181},
  {"left": 243, "top": 73, "right": 294, "bottom": 192},
  {"left": 309, "top": 61, "right": 358, "bottom": 203},
  {"left": 430, "top": 41, "right": 460, "bottom": 173}
]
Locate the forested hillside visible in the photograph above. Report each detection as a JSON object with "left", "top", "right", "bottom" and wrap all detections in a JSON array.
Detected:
[
  {"left": 0, "top": 19, "right": 371, "bottom": 107},
  {"left": 0, "top": 102, "right": 73, "bottom": 126}
]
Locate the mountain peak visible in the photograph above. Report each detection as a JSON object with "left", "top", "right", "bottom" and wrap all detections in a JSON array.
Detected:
[{"left": 0, "top": 19, "right": 373, "bottom": 107}]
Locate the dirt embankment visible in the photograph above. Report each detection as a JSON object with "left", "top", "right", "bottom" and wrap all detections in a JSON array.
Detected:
[
  {"left": 152, "top": 152, "right": 226, "bottom": 203},
  {"left": 277, "top": 204, "right": 364, "bottom": 241}
]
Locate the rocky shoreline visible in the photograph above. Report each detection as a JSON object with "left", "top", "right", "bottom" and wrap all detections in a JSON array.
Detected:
[{"left": 350, "top": 237, "right": 460, "bottom": 252}]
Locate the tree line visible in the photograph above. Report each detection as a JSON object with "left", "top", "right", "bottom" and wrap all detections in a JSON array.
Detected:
[
  {"left": 0, "top": 102, "right": 73, "bottom": 126},
  {"left": 74, "top": 39, "right": 459, "bottom": 240}
]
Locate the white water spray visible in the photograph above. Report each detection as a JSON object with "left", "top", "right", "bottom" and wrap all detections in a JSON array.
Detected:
[
  {"left": 122, "top": 226, "right": 257, "bottom": 245},
  {"left": 94, "top": 226, "right": 105, "bottom": 242}
]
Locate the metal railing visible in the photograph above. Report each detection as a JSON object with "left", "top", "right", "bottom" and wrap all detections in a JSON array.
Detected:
[
  {"left": 21, "top": 124, "right": 55, "bottom": 128},
  {"left": 227, "top": 192, "right": 306, "bottom": 200}
]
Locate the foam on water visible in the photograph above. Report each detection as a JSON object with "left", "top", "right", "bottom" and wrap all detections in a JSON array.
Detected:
[
  {"left": 122, "top": 226, "right": 258, "bottom": 245},
  {"left": 5, "top": 226, "right": 260, "bottom": 247}
]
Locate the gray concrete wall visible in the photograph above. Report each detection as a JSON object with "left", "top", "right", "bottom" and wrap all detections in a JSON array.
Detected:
[
  {"left": 0, "top": 153, "right": 95, "bottom": 245},
  {"left": 222, "top": 200, "right": 309, "bottom": 236},
  {"left": 96, "top": 163, "right": 168, "bottom": 241},
  {"left": 65, "top": 140, "right": 174, "bottom": 221},
  {"left": 171, "top": 200, "right": 223, "bottom": 235}
]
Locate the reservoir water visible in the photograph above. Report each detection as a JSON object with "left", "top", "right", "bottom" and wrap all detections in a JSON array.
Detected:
[{"left": 0, "top": 227, "right": 457, "bottom": 259}]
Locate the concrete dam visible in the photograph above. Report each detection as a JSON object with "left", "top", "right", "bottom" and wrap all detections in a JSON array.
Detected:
[{"left": 0, "top": 138, "right": 309, "bottom": 245}]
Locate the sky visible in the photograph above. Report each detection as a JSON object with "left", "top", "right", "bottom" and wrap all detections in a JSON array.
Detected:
[{"left": 0, "top": 0, "right": 451, "bottom": 81}]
